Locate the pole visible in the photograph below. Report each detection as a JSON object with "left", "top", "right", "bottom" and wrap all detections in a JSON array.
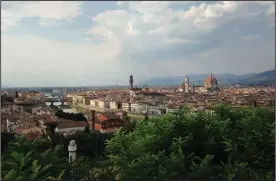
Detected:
[{"left": 68, "top": 140, "right": 77, "bottom": 163}]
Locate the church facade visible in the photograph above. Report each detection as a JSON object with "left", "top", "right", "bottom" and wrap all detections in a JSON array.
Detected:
[{"left": 178, "top": 73, "right": 219, "bottom": 93}]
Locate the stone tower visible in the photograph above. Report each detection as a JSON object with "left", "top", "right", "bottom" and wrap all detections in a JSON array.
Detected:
[
  {"left": 68, "top": 140, "right": 77, "bottom": 163},
  {"left": 185, "top": 77, "right": 190, "bottom": 93},
  {"left": 15, "top": 91, "right": 19, "bottom": 98},
  {"left": 90, "top": 110, "right": 96, "bottom": 131},
  {"left": 129, "top": 75, "right": 134, "bottom": 89}
]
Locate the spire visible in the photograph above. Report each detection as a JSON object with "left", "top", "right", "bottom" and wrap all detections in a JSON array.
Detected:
[
  {"left": 210, "top": 72, "right": 213, "bottom": 77},
  {"left": 129, "top": 74, "right": 134, "bottom": 89}
]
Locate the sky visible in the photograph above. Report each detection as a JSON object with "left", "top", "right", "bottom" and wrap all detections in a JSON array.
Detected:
[{"left": 1, "top": 1, "right": 275, "bottom": 87}]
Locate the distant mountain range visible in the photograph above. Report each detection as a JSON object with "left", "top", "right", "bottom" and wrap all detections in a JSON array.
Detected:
[{"left": 141, "top": 69, "right": 275, "bottom": 86}]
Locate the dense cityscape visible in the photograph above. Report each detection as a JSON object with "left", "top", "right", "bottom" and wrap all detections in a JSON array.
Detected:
[{"left": 1, "top": 73, "right": 275, "bottom": 136}]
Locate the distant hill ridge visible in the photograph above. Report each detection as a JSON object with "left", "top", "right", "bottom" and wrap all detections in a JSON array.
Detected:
[{"left": 141, "top": 69, "right": 275, "bottom": 86}]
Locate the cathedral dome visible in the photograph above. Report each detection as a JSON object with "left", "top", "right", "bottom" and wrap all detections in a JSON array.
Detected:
[{"left": 204, "top": 73, "right": 218, "bottom": 89}]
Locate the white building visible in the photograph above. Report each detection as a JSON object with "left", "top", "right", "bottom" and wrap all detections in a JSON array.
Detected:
[
  {"left": 72, "top": 96, "right": 84, "bottom": 104},
  {"left": 32, "top": 107, "right": 52, "bottom": 116},
  {"left": 122, "top": 102, "right": 130, "bottom": 112},
  {"left": 82, "top": 96, "right": 94, "bottom": 105},
  {"left": 98, "top": 100, "right": 109, "bottom": 109},
  {"left": 90, "top": 100, "right": 97, "bottom": 107},
  {"left": 130, "top": 103, "right": 139, "bottom": 113},
  {"left": 148, "top": 105, "right": 162, "bottom": 115},
  {"left": 137, "top": 103, "right": 149, "bottom": 113},
  {"left": 6, "top": 119, "right": 24, "bottom": 132},
  {"left": 55, "top": 121, "right": 88, "bottom": 134},
  {"left": 109, "top": 101, "right": 117, "bottom": 109},
  {"left": 166, "top": 108, "right": 178, "bottom": 114},
  {"left": 2, "top": 105, "right": 24, "bottom": 113}
]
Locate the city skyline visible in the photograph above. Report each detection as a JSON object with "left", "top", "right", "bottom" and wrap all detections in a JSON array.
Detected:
[{"left": 2, "top": 1, "right": 275, "bottom": 87}]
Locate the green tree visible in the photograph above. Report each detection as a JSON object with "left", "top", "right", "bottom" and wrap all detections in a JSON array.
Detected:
[
  {"left": 104, "top": 104, "right": 275, "bottom": 180},
  {"left": 84, "top": 126, "right": 90, "bottom": 134},
  {"left": 1, "top": 137, "right": 68, "bottom": 180}
]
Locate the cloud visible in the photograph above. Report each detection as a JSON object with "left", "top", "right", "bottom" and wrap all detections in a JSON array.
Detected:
[
  {"left": 240, "top": 35, "right": 260, "bottom": 42},
  {"left": 1, "top": 1, "right": 83, "bottom": 32},
  {"left": 1, "top": 1, "right": 275, "bottom": 86},
  {"left": 1, "top": 34, "right": 124, "bottom": 87},
  {"left": 89, "top": 1, "right": 274, "bottom": 54}
]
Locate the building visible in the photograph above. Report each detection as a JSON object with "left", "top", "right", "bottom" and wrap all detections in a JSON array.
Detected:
[
  {"left": 110, "top": 101, "right": 117, "bottom": 109},
  {"left": 98, "top": 100, "right": 109, "bottom": 109},
  {"left": 6, "top": 119, "right": 24, "bottom": 132},
  {"left": 137, "top": 103, "right": 149, "bottom": 114},
  {"left": 148, "top": 105, "right": 162, "bottom": 115},
  {"left": 90, "top": 100, "right": 97, "bottom": 107},
  {"left": 143, "top": 87, "right": 150, "bottom": 92},
  {"left": 55, "top": 121, "right": 88, "bottom": 135},
  {"left": 109, "top": 101, "right": 122, "bottom": 110},
  {"left": 185, "top": 77, "right": 190, "bottom": 93},
  {"left": 122, "top": 102, "right": 131, "bottom": 112},
  {"left": 32, "top": 107, "right": 52, "bottom": 116},
  {"left": 82, "top": 96, "right": 94, "bottom": 105},
  {"left": 166, "top": 106, "right": 179, "bottom": 114},
  {"left": 93, "top": 112, "right": 124, "bottom": 133},
  {"left": 129, "top": 75, "right": 134, "bottom": 89},
  {"left": 178, "top": 77, "right": 193, "bottom": 93},
  {"left": 204, "top": 73, "right": 218, "bottom": 89},
  {"left": 2, "top": 105, "right": 24, "bottom": 113},
  {"left": 130, "top": 103, "right": 139, "bottom": 113}
]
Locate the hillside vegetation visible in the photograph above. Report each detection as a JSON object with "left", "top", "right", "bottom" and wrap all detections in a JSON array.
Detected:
[{"left": 1, "top": 104, "right": 275, "bottom": 180}]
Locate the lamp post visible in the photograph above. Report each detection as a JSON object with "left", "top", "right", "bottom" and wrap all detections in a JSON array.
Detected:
[{"left": 68, "top": 140, "right": 77, "bottom": 163}]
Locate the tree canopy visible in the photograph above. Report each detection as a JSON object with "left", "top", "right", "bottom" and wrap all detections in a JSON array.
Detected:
[
  {"left": 55, "top": 110, "right": 87, "bottom": 122},
  {"left": 1, "top": 104, "right": 275, "bottom": 180},
  {"left": 105, "top": 104, "right": 275, "bottom": 180}
]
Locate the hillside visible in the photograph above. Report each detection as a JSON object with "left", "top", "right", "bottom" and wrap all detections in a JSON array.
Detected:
[
  {"left": 141, "top": 70, "right": 275, "bottom": 86},
  {"left": 235, "top": 70, "right": 275, "bottom": 85}
]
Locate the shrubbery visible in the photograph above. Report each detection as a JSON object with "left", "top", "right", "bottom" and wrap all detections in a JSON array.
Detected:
[
  {"left": 1, "top": 104, "right": 275, "bottom": 180},
  {"left": 55, "top": 109, "right": 87, "bottom": 121},
  {"left": 105, "top": 104, "right": 274, "bottom": 180}
]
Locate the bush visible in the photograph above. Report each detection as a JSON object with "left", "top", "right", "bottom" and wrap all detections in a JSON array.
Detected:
[
  {"left": 105, "top": 104, "right": 275, "bottom": 180},
  {"left": 55, "top": 110, "right": 87, "bottom": 121},
  {"left": 1, "top": 104, "right": 274, "bottom": 180}
]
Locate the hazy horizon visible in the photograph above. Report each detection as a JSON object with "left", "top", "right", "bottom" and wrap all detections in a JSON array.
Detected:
[{"left": 2, "top": 1, "right": 275, "bottom": 87}]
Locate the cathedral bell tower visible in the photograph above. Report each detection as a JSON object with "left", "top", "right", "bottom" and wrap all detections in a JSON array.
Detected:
[
  {"left": 129, "top": 75, "right": 134, "bottom": 89},
  {"left": 185, "top": 77, "right": 190, "bottom": 93}
]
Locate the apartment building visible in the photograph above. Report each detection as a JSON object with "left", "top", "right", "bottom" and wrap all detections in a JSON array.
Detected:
[
  {"left": 110, "top": 101, "right": 117, "bottom": 109},
  {"left": 122, "top": 102, "right": 131, "bottom": 112},
  {"left": 90, "top": 99, "right": 98, "bottom": 107},
  {"left": 148, "top": 105, "right": 162, "bottom": 115},
  {"left": 98, "top": 100, "right": 109, "bottom": 109},
  {"left": 83, "top": 96, "right": 94, "bottom": 105},
  {"left": 130, "top": 103, "right": 139, "bottom": 113}
]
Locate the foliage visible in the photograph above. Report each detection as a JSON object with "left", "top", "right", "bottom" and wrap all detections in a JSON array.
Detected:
[
  {"left": 49, "top": 105, "right": 59, "bottom": 111},
  {"left": 105, "top": 104, "right": 275, "bottom": 180},
  {"left": 44, "top": 121, "right": 58, "bottom": 147},
  {"left": 27, "top": 131, "right": 42, "bottom": 140},
  {"left": 84, "top": 126, "right": 90, "bottom": 133},
  {"left": 1, "top": 132, "right": 15, "bottom": 153},
  {"left": 54, "top": 131, "right": 113, "bottom": 157},
  {"left": 123, "top": 116, "right": 136, "bottom": 133},
  {"left": 1, "top": 136, "right": 68, "bottom": 180},
  {"left": 1, "top": 94, "right": 14, "bottom": 103},
  {"left": 55, "top": 110, "right": 87, "bottom": 122},
  {"left": 1, "top": 104, "right": 274, "bottom": 180}
]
